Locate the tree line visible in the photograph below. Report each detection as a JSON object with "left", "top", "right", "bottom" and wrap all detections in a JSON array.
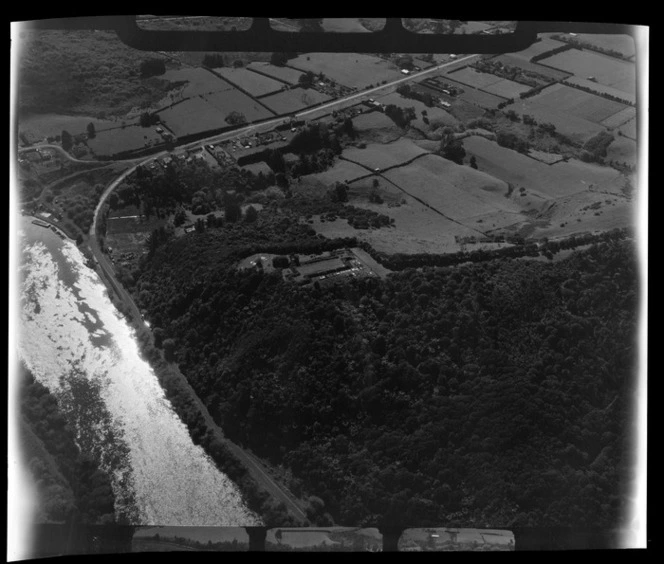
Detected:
[
  {"left": 19, "top": 362, "right": 116, "bottom": 525},
  {"left": 131, "top": 219, "right": 637, "bottom": 529}
]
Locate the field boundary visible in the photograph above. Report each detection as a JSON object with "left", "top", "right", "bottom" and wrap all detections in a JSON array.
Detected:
[
  {"left": 445, "top": 65, "right": 542, "bottom": 102},
  {"left": 246, "top": 65, "right": 292, "bottom": 86},
  {"left": 560, "top": 78, "right": 635, "bottom": 107},
  {"left": 525, "top": 151, "right": 566, "bottom": 166},
  {"left": 342, "top": 153, "right": 488, "bottom": 237},
  {"left": 261, "top": 88, "right": 340, "bottom": 118},
  {"left": 550, "top": 34, "right": 635, "bottom": 62},
  {"left": 340, "top": 144, "right": 431, "bottom": 176},
  {"left": 418, "top": 75, "right": 509, "bottom": 108},
  {"left": 205, "top": 68, "right": 277, "bottom": 116}
]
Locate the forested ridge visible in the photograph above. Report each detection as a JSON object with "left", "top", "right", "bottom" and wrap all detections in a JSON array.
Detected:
[
  {"left": 134, "top": 237, "right": 637, "bottom": 528},
  {"left": 18, "top": 363, "right": 116, "bottom": 524}
]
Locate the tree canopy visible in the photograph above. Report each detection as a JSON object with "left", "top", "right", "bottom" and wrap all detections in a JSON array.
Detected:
[
  {"left": 139, "top": 58, "right": 166, "bottom": 78},
  {"left": 133, "top": 231, "right": 637, "bottom": 529}
]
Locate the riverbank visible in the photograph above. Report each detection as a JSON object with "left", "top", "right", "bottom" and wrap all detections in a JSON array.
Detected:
[{"left": 17, "top": 222, "right": 261, "bottom": 526}]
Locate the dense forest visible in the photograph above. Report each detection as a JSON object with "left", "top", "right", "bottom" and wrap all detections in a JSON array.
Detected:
[
  {"left": 18, "top": 30, "right": 176, "bottom": 117},
  {"left": 18, "top": 362, "right": 116, "bottom": 524},
  {"left": 132, "top": 230, "right": 638, "bottom": 529}
]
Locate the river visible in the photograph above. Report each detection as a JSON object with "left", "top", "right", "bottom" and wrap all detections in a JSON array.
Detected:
[{"left": 17, "top": 218, "right": 260, "bottom": 526}]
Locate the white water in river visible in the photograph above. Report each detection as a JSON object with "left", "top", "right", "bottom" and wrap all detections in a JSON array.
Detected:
[{"left": 17, "top": 222, "right": 260, "bottom": 526}]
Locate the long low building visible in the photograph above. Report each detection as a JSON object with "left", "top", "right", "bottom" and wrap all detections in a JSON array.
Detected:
[{"left": 297, "top": 256, "right": 349, "bottom": 279}]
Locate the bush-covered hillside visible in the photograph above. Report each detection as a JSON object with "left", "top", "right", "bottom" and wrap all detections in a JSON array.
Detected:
[
  {"left": 18, "top": 30, "right": 176, "bottom": 118},
  {"left": 134, "top": 235, "right": 637, "bottom": 529}
]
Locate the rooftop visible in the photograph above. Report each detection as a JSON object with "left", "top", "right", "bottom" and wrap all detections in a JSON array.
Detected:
[{"left": 297, "top": 256, "right": 347, "bottom": 278}]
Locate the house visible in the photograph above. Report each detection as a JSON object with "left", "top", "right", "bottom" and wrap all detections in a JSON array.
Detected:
[{"left": 401, "top": 69, "right": 410, "bottom": 75}]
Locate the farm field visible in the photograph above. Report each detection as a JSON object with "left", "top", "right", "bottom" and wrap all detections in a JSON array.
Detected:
[
  {"left": 528, "top": 149, "right": 565, "bottom": 164},
  {"left": 161, "top": 68, "right": 233, "bottom": 98},
  {"left": 492, "top": 54, "right": 572, "bottom": 81},
  {"left": 203, "top": 89, "right": 276, "bottom": 121},
  {"left": 303, "top": 159, "right": 371, "bottom": 185},
  {"left": 157, "top": 97, "right": 226, "bottom": 137},
  {"left": 211, "top": 67, "right": 285, "bottom": 97},
  {"left": 618, "top": 118, "right": 637, "bottom": 140},
  {"left": 87, "top": 125, "right": 164, "bottom": 156},
  {"left": 377, "top": 91, "right": 458, "bottom": 127},
  {"left": 247, "top": 62, "right": 304, "bottom": 85},
  {"left": 463, "top": 136, "right": 625, "bottom": 199},
  {"left": 564, "top": 76, "right": 636, "bottom": 105},
  {"left": 18, "top": 114, "right": 120, "bottom": 143},
  {"left": 511, "top": 105, "right": 604, "bottom": 143},
  {"left": 510, "top": 37, "right": 568, "bottom": 61},
  {"left": 383, "top": 154, "right": 521, "bottom": 225},
  {"left": 311, "top": 197, "right": 482, "bottom": 255},
  {"left": 427, "top": 76, "right": 506, "bottom": 108},
  {"left": 510, "top": 84, "right": 624, "bottom": 142},
  {"left": 483, "top": 78, "right": 532, "bottom": 98},
  {"left": 538, "top": 49, "right": 636, "bottom": 94},
  {"left": 448, "top": 67, "right": 507, "bottom": 89},
  {"left": 342, "top": 138, "right": 430, "bottom": 170},
  {"left": 567, "top": 33, "right": 636, "bottom": 59},
  {"left": 288, "top": 53, "right": 403, "bottom": 89},
  {"left": 601, "top": 106, "right": 637, "bottom": 128},
  {"left": 528, "top": 190, "right": 633, "bottom": 240},
  {"left": 521, "top": 83, "right": 628, "bottom": 123},
  {"left": 352, "top": 110, "right": 400, "bottom": 131},
  {"left": 351, "top": 111, "right": 403, "bottom": 142},
  {"left": 260, "top": 88, "right": 332, "bottom": 114}
]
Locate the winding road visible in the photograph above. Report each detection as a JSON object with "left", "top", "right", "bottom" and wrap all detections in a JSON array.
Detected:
[{"left": 32, "top": 52, "right": 479, "bottom": 524}]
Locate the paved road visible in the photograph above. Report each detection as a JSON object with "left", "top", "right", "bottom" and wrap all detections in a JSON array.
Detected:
[
  {"left": 65, "top": 52, "right": 477, "bottom": 523},
  {"left": 88, "top": 166, "right": 309, "bottom": 524},
  {"left": 297, "top": 54, "right": 478, "bottom": 118},
  {"left": 22, "top": 53, "right": 478, "bottom": 168}
]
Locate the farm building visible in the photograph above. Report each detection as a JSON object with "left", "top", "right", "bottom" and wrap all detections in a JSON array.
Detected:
[{"left": 297, "top": 256, "right": 349, "bottom": 279}]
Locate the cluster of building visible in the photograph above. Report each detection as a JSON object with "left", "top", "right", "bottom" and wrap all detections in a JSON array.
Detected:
[
  {"left": 310, "top": 75, "right": 356, "bottom": 98},
  {"left": 280, "top": 248, "right": 375, "bottom": 287},
  {"left": 362, "top": 99, "right": 386, "bottom": 111},
  {"left": 18, "top": 147, "right": 57, "bottom": 167},
  {"left": 155, "top": 126, "right": 177, "bottom": 144}
]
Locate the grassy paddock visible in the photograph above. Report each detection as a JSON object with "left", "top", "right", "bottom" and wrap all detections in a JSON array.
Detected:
[
  {"left": 260, "top": 88, "right": 332, "bottom": 114},
  {"left": 538, "top": 49, "right": 636, "bottom": 94},
  {"left": 343, "top": 138, "right": 430, "bottom": 170},
  {"left": 288, "top": 53, "right": 402, "bottom": 89}
]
